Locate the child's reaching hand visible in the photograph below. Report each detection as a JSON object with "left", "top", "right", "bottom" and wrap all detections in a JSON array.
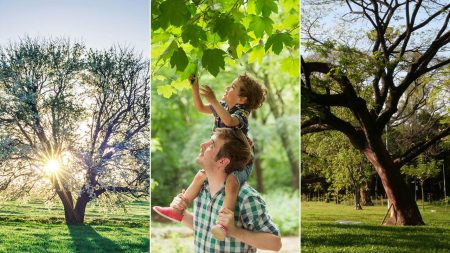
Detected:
[
  {"left": 189, "top": 74, "right": 198, "bottom": 86},
  {"left": 199, "top": 85, "right": 217, "bottom": 104}
]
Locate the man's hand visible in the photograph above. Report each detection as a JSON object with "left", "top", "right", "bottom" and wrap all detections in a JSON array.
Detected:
[
  {"left": 170, "top": 190, "right": 189, "bottom": 212},
  {"left": 199, "top": 85, "right": 218, "bottom": 104},
  {"left": 216, "top": 208, "right": 236, "bottom": 236}
]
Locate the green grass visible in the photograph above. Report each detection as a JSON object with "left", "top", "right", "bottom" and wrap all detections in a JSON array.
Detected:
[
  {"left": 0, "top": 200, "right": 149, "bottom": 253},
  {"left": 301, "top": 201, "right": 450, "bottom": 253}
]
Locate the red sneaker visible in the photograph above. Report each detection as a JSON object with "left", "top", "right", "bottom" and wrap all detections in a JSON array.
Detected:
[
  {"left": 153, "top": 206, "right": 183, "bottom": 222},
  {"left": 211, "top": 224, "right": 228, "bottom": 241}
]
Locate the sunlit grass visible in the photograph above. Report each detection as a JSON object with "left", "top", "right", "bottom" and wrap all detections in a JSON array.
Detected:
[
  {"left": 0, "top": 200, "right": 149, "bottom": 252},
  {"left": 301, "top": 201, "right": 450, "bottom": 252}
]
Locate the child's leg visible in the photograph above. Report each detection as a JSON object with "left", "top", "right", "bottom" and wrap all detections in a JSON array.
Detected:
[
  {"left": 222, "top": 174, "right": 240, "bottom": 212},
  {"left": 211, "top": 174, "right": 240, "bottom": 241},
  {"left": 153, "top": 170, "right": 206, "bottom": 222},
  {"left": 182, "top": 169, "right": 207, "bottom": 204}
]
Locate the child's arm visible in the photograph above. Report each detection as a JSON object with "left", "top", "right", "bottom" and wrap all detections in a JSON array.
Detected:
[
  {"left": 199, "top": 85, "right": 240, "bottom": 127},
  {"left": 190, "top": 76, "right": 213, "bottom": 114}
]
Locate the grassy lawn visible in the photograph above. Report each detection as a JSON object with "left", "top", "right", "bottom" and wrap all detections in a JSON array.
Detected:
[
  {"left": 301, "top": 201, "right": 450, "bottom": 253},
  {"left": 0, "top": 200, "right": 149, "bottom": 253}
]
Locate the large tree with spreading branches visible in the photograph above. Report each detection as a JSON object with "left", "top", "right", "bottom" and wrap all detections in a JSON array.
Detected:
[
  {"left": 0, "top": 38, "right": 149, "bottom": 224},
  {"left": 301, "top": 0, "right": 449, "bottom": 225}
]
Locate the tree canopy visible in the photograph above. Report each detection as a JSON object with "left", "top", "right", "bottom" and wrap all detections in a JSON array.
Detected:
[{"left": 151, "top": 0, "right": 299, "bottom": 98}]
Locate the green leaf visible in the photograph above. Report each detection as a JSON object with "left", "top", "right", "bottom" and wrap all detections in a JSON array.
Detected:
[
  {"left": 171, "top": 78, "right": 191, "bottom": 91},
  {"left": 181, "top": 25, "right": 207, "bottom": 47},
  {"left": 228, "top": 22, "right": 249, "bottom": 47},
  {"left": 280, "top": 57, "right": 299, "bottom": 77},
  {"left": 265, "top": 33, "right": 293, "bottom": 54},
  {"left": 281, "top": 0, "right": 298, "bottom": 12},
  {"left": 159, "top": 0, "right": 190, "bottom": 27},
  {"left": 159, "top": 40, "right": 178, "bottom": 62},
  {"left": 212, "top": 15, "right": 235, "bottom": 40},
  {"left": 248, "top": 45, "right": 265, "bottom": 64},
  {"left": 157, "top": 85, "right": 174, "bottom": 98},
  {"left": 247, "top": 1, "right": 257, "bottom": 14},
  {"left": 212, "top": 14, "right": 248, "bottom": 47},
  {"left": 256, "top": 0, "right": 278, "bottom": 17},
  {"left": 177, "top": 61, "right": 198, "bottom": 80},
  {"left": 249, "top": 15, "right": 273, "bottom": 38},
  {"left": 236, "top": 44, "right": 245, "bottom": 58},
  {"left": 201, "top": 49, "right": 226, "bottom": 76},
  {"left": 170, "top": 47, "right": 189, "bottom": 71},
  {"left": 152, "top": 75, "right": 166, "bottom": 81}
]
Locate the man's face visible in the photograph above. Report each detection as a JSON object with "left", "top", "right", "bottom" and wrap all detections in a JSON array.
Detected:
[{"left": 196, "top": 134, "right": 226, "bottom": 171}]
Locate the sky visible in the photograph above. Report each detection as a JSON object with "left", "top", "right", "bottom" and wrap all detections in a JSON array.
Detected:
[{"left": 0, "top": 0, "right": 149, "bottom": 56}]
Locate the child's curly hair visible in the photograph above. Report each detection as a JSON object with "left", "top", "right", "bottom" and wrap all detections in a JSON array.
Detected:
[{"left": 237, "top": 74, "right": 266, "bottom": 111}]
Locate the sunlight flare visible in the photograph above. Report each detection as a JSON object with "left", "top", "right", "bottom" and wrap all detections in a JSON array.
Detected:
[{"left": 43, "top": 159, "right": 60, "bottom": 174}]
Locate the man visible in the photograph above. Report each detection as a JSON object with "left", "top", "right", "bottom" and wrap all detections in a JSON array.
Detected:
[{"left": 170, "top": 128, "right": 282, "bottom": 252}]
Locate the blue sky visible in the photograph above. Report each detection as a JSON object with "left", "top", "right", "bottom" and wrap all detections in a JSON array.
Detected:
[{"left": 0, "top": 0, "right": 149, "bottom": 55}]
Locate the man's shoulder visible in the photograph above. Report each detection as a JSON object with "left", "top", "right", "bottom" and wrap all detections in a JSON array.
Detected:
[{"left": 238, "top": 184, "right": 263, "bottom": 203}]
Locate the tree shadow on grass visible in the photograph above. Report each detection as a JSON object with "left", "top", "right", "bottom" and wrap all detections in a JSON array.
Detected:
[
  {"left": 302, "top": 223, "right": 450, "bottom": 251},
  {"left": 67, "top": 225, "right": 124, "bottom": 253}
]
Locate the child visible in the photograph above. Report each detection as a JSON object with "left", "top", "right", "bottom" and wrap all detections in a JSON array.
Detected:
[{"left": 153, "top": 73, "right": 266, "bottom": 241}]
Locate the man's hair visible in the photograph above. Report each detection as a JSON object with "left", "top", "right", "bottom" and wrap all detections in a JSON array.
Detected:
[
  {"left": 237, "top": 74, "right": 266, "bottom": 111},
  {"left": 214, "top": 128, "right": 252, "bottom": 174}
]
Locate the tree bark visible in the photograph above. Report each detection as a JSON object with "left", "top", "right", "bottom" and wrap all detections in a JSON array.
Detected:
[
  {"left": 254, "top": 144, "right": 264, "bottom": 193},
  {"left": 56, "top": 189, "right": 81, "bottom": 225},
  {"left": 263, "top": 74, "right": 299, "bottom": 190},
  {"left": 74, "top": 191, "right": 91, "bottom": 224},
  {"left": 363, "top": 146, "right": 424, "bottom": 225},
  {"left": 360, "top": 185, "right": 374, "bottom": 206},
  {"left": 421, "top": 181, "right": 425, "bottom": 211},
  {"left": 355, "top": 188, "right": 362, "bottom": 210}
]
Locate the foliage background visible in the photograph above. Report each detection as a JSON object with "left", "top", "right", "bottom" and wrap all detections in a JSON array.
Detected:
[{"left": 151, "top": 0, "right": 300, "bottom": 235}]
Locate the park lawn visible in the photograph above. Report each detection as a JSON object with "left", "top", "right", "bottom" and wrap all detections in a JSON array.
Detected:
[
  {"left": 301, "top": 201, "right": 450, "bottom": 253},
  {"left": 0, "top": 200, "right": 149, "bottom": 253}
]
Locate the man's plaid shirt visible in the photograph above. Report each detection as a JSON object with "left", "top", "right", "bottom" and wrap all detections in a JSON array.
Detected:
[{"left": 193, "top": 181, "right": 280, "bottom": 252}]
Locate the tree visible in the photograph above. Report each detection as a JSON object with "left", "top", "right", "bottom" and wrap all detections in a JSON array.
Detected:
[
  {"left": 151, "top": 0, "right": 299, "bottom": 97},
  {"left": 301, "top": 1, "right": 450, "bottom": 225},
  {"left": 402, "top": 155, "right": 442, "bottom": 210},
  {"left": 303, "top": 132, "right": 373, "bottom": 209},
  {"left": 0, "top": 38, "right": 149, "bottom": 224}
]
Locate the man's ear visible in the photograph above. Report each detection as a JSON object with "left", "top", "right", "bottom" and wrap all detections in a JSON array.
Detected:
[{"left": 217, "top": 157, "right": 230, "bottom": 170}]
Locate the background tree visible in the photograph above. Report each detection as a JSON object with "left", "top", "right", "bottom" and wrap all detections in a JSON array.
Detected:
[
  {"left": 301, "top": 0, "right": 449, "bottom": 225},
  {"left": 402, "top": 155, "right": 442, "bottom": 210},
  {"left": 303, "top": 132, "right": 373, "bottom": 209},
  {"left": 0, "top": 38, "right": 149, "bottom": 224}
]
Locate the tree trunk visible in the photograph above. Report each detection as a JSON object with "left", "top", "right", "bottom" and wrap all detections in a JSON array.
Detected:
[
  {"left": 262, "top": 74, "right": 299, "bottom": 190},
  {"left": 254, "top": 153, "right": 264, "bottom": 193},
  {"left": 74, "top": 191, "right": 91, "bottom": 224},
  {"left": 254, "top": 144, "right": 264, "bottom": 193},
  {"left": 355, "top": 188, "right": 362, "bottom": 210},
  {"left": 421, "top": 181, "right": 425, "bottom": 211},
  {"left": 56, "top": 189, "right": 81, "bottom": 225},
  {"left": 360, "top": 183, "right": 374, "bottom": 206},
  {"left": 364, "top": 147, "right": 424, "bottom": 225},
  {"left": 280, "top": 128, "right": 300, "bottom": 190},
  {"left": 251, "top": 111, "right": 265, "bottom": 193}
]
